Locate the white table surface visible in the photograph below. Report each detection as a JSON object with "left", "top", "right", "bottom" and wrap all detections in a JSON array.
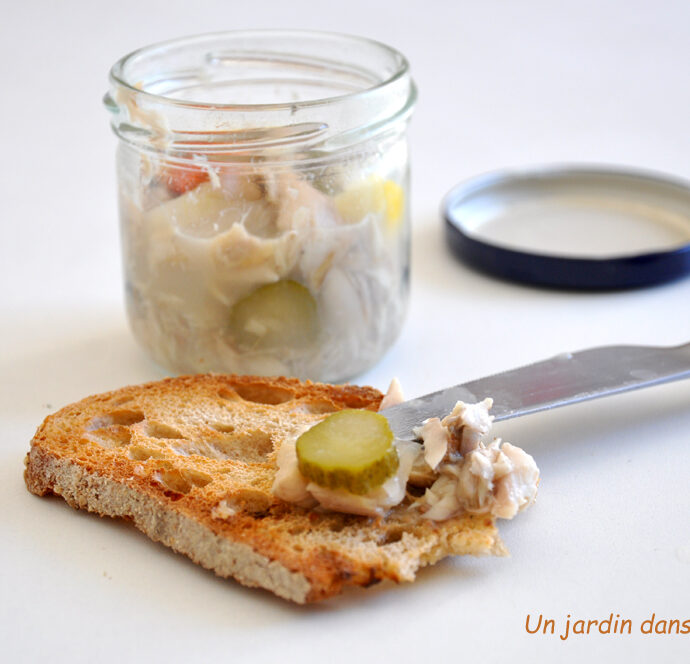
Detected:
[{"left": 2, "top": 1, "right": 689, "bottom": 662}]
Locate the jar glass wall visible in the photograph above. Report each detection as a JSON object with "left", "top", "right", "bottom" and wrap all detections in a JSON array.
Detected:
[{"left": 105, "top": 31, "right": 416, "bottom": 382}]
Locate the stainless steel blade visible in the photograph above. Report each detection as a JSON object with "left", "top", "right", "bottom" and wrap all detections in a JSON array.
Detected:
[{"left": 381, "top": 342, "right": 690, "bottom": 440}]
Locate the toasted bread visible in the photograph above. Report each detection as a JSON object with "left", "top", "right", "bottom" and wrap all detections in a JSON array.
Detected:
[{"left": 24, "top": 374, "right": 506, "bottom": 603}]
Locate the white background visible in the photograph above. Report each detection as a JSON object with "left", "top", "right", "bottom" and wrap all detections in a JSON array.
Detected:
[{"left": 2, "top": 1, "right": 689, "bottom": 662}]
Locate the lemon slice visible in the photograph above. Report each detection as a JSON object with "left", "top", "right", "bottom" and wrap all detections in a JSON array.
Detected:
[
  {"left": 229, "top": 280, "right": 318, "bottom": 350},
  {"left": 382, "top": 179, "right": 404, "bottom": 228},
  {"left": 334, "top": 176, "right": 404, "bottom": 229},
  {"left": 296, "top": 410, "right": 398, "bottom": 495}
]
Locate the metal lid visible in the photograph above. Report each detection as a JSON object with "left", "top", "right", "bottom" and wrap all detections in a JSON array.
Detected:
[{"left": 444, "top": 166, "right": 690, "bottom": 289}]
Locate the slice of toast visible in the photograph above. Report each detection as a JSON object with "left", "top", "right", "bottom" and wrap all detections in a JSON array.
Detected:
[{"left": 24, "top": 374, "right": 506, "bottom": 603}]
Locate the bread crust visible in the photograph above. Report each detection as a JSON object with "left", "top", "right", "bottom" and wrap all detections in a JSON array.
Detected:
[{"left": 25, "top": 374, "right": 505, "bottom": 603}]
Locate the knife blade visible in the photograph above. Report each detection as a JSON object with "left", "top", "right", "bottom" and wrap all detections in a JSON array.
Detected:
[{"left": 381, "top": 341, "right": 690, "bottom": 440}]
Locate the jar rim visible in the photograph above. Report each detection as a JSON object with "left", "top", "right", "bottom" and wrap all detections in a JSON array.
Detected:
[{"left": 109, "top": 29, "right": 411, "bottom": 112}]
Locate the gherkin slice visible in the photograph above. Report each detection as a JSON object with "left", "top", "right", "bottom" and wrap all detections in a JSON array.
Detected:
[
  {"left": 296, "top": 410, "right": 398, "bottom": 495},
  {"left": 229, "top": 280, "right": 318, "bottom": 350}
]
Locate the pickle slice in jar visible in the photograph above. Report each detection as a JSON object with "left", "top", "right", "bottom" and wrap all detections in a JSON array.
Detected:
[
  {"left": 229, "top": 280, "right": 318, "bottom": 350},
  {"left": 296, "top": 410, "right": 399, "bottom": 495}
]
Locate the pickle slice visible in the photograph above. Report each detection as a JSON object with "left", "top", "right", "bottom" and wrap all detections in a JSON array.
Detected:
[
  {"left": 296, "top": 410, "right": 398, "bottom": 495},
  {"left": 229, "top": 280, "right": 318, "bottom": 350}
]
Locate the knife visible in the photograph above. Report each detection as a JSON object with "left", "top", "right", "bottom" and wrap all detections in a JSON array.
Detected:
[{"left": 381, "top": 341, "right": 690, "bottom": 440}]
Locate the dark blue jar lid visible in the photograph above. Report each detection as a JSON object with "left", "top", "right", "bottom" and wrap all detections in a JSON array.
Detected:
[{"left": 444, "top": 166, "right": 690, "bottom": 289}]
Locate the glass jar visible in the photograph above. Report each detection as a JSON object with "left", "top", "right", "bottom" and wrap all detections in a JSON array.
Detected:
[{"left": 104, "top": 30, "right": 416, "bottom": 382}]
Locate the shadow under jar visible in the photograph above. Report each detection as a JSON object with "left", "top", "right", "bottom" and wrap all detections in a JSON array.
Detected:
[{"left": 105, "top": 30, "right": 416, "bottom": 382}]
